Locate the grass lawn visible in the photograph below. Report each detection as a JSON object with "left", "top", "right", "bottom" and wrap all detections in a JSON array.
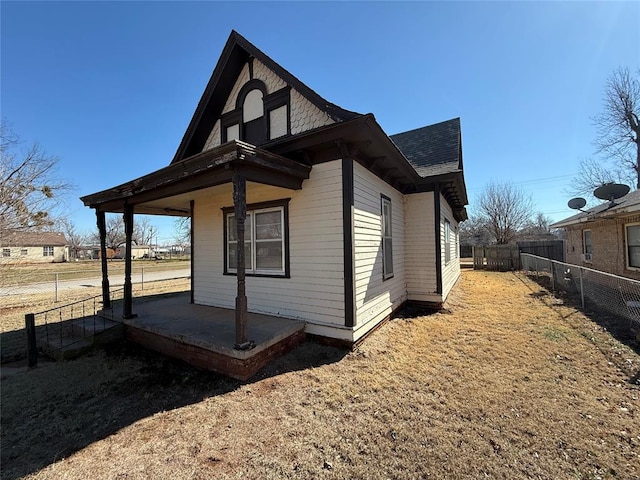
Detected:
[{"left": 1, "top": 271, "right": 639, "bottom": 479}]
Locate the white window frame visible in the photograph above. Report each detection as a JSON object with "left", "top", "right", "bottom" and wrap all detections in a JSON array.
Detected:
[
  {"left": 444, "top": 219, "right": 452, "bottom": 264},
  {"left": 226, "top": 206, "right": 286, "bottom": 276},
  {"left": 625, "top": 223, "right": 640, "bottom": 269},
  {"left": 582, "top": 229, "right": 592, "bottom": 263},
  {"left": 381, "top": 195, "right": 394, "bottom": 280},
  {"left": 20, "top": 249, "right": 28, "bottom": 256},
  {"left": 2, "top": 248, "right": 11, "bottom": 258},
  {"left": 43, "top": 246, "right": 54, "bottom": 257}
]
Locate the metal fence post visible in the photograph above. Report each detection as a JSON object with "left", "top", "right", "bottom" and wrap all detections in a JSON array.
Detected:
[
  {"left": 25, "top": 313, "right": 37, "bottom": 368},
  {"left": 535, "top": 257, "right": 538, "bottom": 279},
  {"left": 54, "top": 272, "right": 59, "bottom": 302},
  {"left": 141, "top": 267, "right": 144, "bottom": 291},
  {"left": 578, "top": 267, "right": 585, "bottom": 309},
  {"left": 550, "top": 261, "right": 555, "bottom": 292}
]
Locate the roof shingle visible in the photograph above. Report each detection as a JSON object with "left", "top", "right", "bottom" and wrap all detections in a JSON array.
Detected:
[
  {"left": 389, "top": 118, "right": 462, "bottom": 178},
  {"left": 0, "top": 231, "right": 68, "bottom": 247}
]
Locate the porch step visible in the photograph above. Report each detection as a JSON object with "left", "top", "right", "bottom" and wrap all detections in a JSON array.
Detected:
[{"left": 42, "top": 316, "right": 124, "bottom": 361}]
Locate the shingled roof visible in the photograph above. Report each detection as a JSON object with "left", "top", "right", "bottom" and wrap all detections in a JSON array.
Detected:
[
  {"left": 0, "top": 231, "right": 68, "bottom": 247},
  {"left": 551, "top": 189, "right": 640, "bottom": 228},
  {"left": 390, "top": 118, "right": 462, "bottom": 178}
]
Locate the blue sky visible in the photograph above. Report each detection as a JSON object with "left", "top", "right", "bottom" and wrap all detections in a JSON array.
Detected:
[{"left": 2, "top": 1, "right": 638, "bottom": 243}]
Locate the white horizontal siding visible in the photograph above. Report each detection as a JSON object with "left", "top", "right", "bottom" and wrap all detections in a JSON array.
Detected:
[
  {"left": 440, "top": 193, "right": 461, "bottom": 300},
  {"left": 193, "top": 160, "right": 345, "bottom": 326},
  {"left": 404, "top": 192, "right": 437, "bottom": 301},
  {"left": 353, "top": 162, "right": 406, "bottom": 339}
]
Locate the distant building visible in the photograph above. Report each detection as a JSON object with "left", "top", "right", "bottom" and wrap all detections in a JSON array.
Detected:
[
  {"left": 0, "top": 231, "right": 69, "bottom": 264},
  {"left": 551, "top": 190, "right": 640, "bottom": 280}
]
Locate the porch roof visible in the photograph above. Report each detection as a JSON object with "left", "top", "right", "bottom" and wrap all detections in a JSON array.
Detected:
[{"left": 80, "top": 140, "right": 311, "bottom": 215}]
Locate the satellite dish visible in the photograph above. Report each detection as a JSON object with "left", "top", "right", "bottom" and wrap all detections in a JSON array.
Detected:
[
  {"left": 568, "top": 197, "right": 587, "bottom": 210},
  {"left": 594, "top": 183, "right": 630, "bottom": 201}
]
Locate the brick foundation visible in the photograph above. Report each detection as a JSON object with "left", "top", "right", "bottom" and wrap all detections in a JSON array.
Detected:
[{"left": 125, "top": 326, "right": 306, "bottom": 380}]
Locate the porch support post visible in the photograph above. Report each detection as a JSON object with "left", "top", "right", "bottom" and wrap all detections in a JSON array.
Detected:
[
  {"left": 96, "top": 209, "right": 111, "bottom": 309},
  {"left": 123, "top": 203, "right": 136, "bottom": 319},
  {"left": 233, "top": 169, "right": 249, "bottom": 348}
]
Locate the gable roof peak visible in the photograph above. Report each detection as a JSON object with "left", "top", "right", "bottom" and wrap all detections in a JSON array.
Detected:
[{"left": 172, "top": 30, "right": 362, "bottom": 163}]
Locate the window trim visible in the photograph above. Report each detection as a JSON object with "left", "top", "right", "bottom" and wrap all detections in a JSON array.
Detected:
[
  {"left": 264, "top": 86, "right": 291, "bottom": 140},
  {"left": 222, "top": 198, "right": 291, "bottom": 278},
  {"left": 381, "top": 194, "right": 394, "bottom": 280},
  {"left": 625, "top": 222, "right": 640, "bottom": 270},
  {"left": 444, "top": 218, "right": 452, "bottom": 264},
  {"left": 2, "top": 248, "right": 11, "bottom": 258},
  {"left": 43, "top": 246, "right": 54, "bottom": 257},
  {"left": 221, "top": 83, "right": 291, "bottom": 144}
]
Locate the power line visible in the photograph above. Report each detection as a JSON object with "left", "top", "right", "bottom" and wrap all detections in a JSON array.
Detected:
[{"left": 468, "top": 173, "right": 577, "bottom": 191}]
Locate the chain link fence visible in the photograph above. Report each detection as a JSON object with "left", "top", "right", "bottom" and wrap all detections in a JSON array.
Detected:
[
  {"left": 521, "top": 253, "right": 640, "bottom": 339},
  {"left": 1, "top": 262, "right": 191, "bottom": 364},
  {"left": 1, "top": 263, "right": 190, "bottom": 303}
]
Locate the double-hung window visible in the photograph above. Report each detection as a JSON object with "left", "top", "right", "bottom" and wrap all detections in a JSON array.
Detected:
[
  {"left": 381, "top": 195, "right": 393, "bottom": 280},
  {"left": 444, "top": 219, "right": 452, "bottom": 264},
  {"left": 224, "top": 200, "right": 289, "bottom": 277},
  {"left": 43, "top": 246, "right": 54, "bottom": 257},
  {"left": 626, "top": 224, "right": 640, "bottom": 268},
  {"left": 583, "top": 230, "right": 592, "bottom": 262}
]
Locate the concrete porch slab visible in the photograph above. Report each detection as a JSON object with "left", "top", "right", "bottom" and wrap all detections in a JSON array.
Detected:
[{"left": 120, "top": 293, "right": 307, "bottom": 379}]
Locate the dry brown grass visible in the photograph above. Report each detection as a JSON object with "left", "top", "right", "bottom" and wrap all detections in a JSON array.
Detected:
[{"left": 1, "top": 271, "right": 639, "bottom": 480}]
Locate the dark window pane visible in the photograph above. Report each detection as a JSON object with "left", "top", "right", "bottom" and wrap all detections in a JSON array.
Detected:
[
  {"left": 228, "top": 243, "right": 252, "bottom": 270},
  {"left": 384, "top": 238, "right": 393, "bottom": 276},
  {"left": 244, "top": 117, "right": 265, "bottom": 145},
  {"left": 256, "top": 241, "right": 282, "bottom": 270},
  {"left": 629, "top": 246, "right": 640, "bottom": 268},
  {"left": 255, "top": 211, "right": 281, "bottom": 239}
]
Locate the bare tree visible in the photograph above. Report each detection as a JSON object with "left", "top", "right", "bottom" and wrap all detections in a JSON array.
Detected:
[
  {"left": 173, "top": 216, "right": 190, "bottom": 247},
  {"left": 134, "top": 217, "right": 156, "bottom": 246},
  {"left": 0, "top": 121, "right": 72, "bottom": 233},
  {"left": 519, "top": 212, "right": 556, "bottom": 240},
  {"left": 594, "top": 67, "right": 640, "bottom": 187},
  {"left": 89, "top": 214, "right": 125, "bottom": 250},
  {"left": 90, "top": 214, "right": 160, "bottom": 252},
  {"left": 477, "top": 181, "right": 534, "bottom": 245},
  {"left": 459, "top": 215, "right": 491, "bottom": 246},
  {"left": 56, "top": 218, "right": 87, "bottom": 260},
  {"left": 569, "top": 157, "right": 634, "bottom": 197}
]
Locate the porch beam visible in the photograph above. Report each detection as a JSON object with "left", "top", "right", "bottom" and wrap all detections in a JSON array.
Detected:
[
  {"left": 96, "top": 209, "right": 111, "bottom": 309},
  {"left": 233, "top": 170, "right": 250, "bottom": 348},
  {"left": 123, "top": 203, "right": 137, "bottom": 319}
]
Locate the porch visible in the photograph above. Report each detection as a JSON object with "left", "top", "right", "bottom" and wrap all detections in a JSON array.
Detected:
[{"left": 117, "top": 292, "right": 306, "bottom": 380}]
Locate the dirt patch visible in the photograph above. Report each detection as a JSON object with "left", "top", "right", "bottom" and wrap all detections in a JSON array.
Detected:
[{"left": 1, "top": 271, "right": 639, "bottom": 479}]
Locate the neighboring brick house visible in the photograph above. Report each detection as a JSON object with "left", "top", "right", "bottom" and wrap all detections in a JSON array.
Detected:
[
  {"left": 0, "top": 231, "right": 69, "bottom": 264},
  {"left": 551, "top": 190, "right": 640, "bottom": 280}
]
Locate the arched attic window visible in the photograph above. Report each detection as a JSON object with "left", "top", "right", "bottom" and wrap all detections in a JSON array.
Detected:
[
  {"left": 220, "top": 78, "right": 290, "bottom": 146},
  {"left": 242, "top": 88, "right": 265, "bottom": 145}
]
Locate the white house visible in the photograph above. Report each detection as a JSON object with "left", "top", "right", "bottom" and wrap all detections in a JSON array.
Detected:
[
  {"left": 81, "top": 31, "right": 468, "bottom": 346},
  {"left": 0, "top": 231, "right": 69, "bottom": 264}
]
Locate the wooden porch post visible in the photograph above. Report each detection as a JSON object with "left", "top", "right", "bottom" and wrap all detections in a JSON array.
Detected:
[
  {"left": 123, "top": 203, "right": 136, "bottom": 319},
  {"left": 233, "top": 170, "right": 249, "bottom": 348},
  {"left": 96, "top": 209, "right": 111, "bottom": 309}
]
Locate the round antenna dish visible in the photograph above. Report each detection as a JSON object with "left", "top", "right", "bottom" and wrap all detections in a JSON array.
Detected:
[
  {"left": 594, "top": 183, "right": 630, "bottom": 201},
  {"left": 568, "top": 197, "right": 587, "bottom": 210}
]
